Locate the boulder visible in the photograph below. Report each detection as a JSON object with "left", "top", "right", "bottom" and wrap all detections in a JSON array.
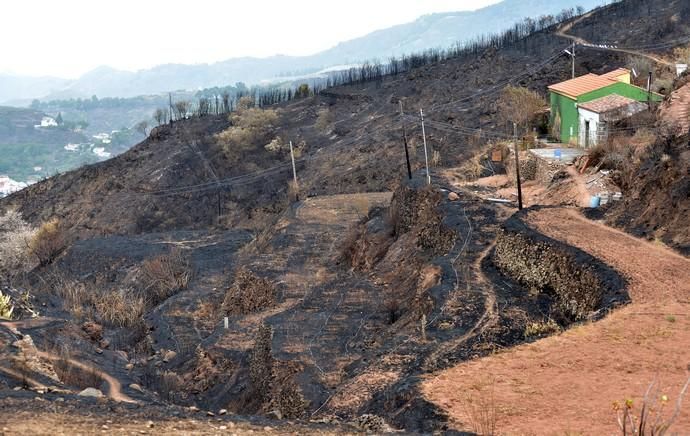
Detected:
[
  {"left": 162, "top": 350, "right": 177, "bottom": 363},
  {"left": 78, "top": 388, "right": 104, "bottom": 398}
]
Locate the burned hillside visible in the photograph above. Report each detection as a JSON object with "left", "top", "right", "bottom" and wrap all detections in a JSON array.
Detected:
[
  {"left": 0, "top": 2, "right": 662, "bottom": 239},
  {"left": 2, "top": 0, "right": 690, "bottom": 433}
]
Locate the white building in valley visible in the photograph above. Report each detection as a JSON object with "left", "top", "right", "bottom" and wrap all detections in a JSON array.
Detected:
[{"left": 34, "top": 116, "right": 58, "bottom": 129}]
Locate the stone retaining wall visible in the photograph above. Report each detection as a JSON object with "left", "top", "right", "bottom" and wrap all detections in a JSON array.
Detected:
[
  {"left": 494, "top": 210, "right": 628, "bottom": 321},
  {"left": 505, "top": 152, "right": 571, "bottom": 186}
]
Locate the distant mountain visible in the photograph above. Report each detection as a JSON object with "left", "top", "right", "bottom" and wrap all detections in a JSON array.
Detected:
[
  {"left": 1, "top": 0, "right": 605, "bottom": 103},
  {"left": 0, "top": 74, "right": 70, "bottom": 104},
  {"left": 312, "top": 0, "right": 605, "bottom": 65}
]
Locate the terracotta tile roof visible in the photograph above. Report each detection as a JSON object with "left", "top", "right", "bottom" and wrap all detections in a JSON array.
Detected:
[
  {"left": 601, "top": 68, "right": 631, "bottom": 80},
  {"left": 577, "top": 94, "right": 639, "bottom": 113},
  {"left": 548, "top": 73, "right": 616, "bottom": 99}
]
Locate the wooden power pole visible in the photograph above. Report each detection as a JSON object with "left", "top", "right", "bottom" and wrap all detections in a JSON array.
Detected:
[
  {"left": 571, "top": 41, "right": 576, "bottom": 79},
  {"left": 647, "top": 72, "right": 653, "bottom": 109},
  {"left": 169, "top": 93, "right": 174, "bottom": 125},
  {"left": 420, "top": 108, "right": 431, "bottom": 185},
  {"left": 513, "top": 122, "right": 523, "bottom": 210},
  {"left": 399, "top": 101, "right": 413, "bottom": 180}
]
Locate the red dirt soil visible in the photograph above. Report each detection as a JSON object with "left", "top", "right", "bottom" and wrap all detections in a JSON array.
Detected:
[{"left": 422, "top": 207, "right": 690, "bottom": 434}]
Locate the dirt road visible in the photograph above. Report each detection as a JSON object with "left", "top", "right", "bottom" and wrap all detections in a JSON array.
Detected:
[
  {"left": 422, "top": 207, "right": 690, "bottom": 434},
  {"left": 556, "top": 11, "right": 675, "bottom": 67}
]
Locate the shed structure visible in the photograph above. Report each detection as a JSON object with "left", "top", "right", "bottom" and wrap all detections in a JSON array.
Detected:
[{"left": 577, "top": 95, "right": 648, "bottom": 148}]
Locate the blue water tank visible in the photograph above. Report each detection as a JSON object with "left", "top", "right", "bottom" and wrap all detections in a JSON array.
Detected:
[{"left": 589, "top": 195, "right": 601, "bottom": 208}]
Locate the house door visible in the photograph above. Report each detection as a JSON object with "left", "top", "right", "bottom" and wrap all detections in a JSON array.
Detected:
[{"left": 585, "top": 121, "right": 591, "bottom": 148}]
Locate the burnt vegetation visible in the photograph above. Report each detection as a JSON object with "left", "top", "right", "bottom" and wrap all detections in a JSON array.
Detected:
[
  {"left": 1, "top": 0, "right": 690, "bottom": 433},
  {"left": 222, "top": 268, "right": 277, "bottom": 315}
]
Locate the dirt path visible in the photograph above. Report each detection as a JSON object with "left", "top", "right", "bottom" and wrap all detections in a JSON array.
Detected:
[
  {"left": 200, "top": 193, "right": 394, "bottom": 408},
  {"left": 421, "top": 207, "right": 690, "bottom": 434},
  {"left": 0, "top": 319, "right": 136, "bottom": 403},
  {"left": 36, "top": 349, "right": 136, "bottom": 403},
  {"left": 317, "top": 189, "right": 510, "bottom": 421},
  {"left": 556, "top": 11, "right": 674, "bottom": 67}
]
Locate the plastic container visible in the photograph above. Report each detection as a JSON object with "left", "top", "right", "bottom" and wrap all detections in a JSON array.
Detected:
[{"left": 589, "top": 195, "right": 601, "bottom": 208}]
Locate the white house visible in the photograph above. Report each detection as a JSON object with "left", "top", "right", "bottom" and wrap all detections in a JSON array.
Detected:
[
  {"left": 34, "top": 116, "right": 58, "bottom": 129},
  {"left": 577, "top": 94, "right": 648, "bottom": 148}
]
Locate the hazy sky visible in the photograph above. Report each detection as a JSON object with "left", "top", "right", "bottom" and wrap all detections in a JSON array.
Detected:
[{"left": 1, "top": 0, "right": 501, "bottom": 78}]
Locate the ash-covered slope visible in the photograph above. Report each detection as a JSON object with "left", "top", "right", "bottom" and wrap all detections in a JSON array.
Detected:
[
  {"left": 1, "top": 115, "right": 290, "bottom": 237},
  {"left": 608, "top": 131, "right": 690, "bottom": 255},
  {"left": 1, "top": 0, "right": 672, "bottom": 238}
]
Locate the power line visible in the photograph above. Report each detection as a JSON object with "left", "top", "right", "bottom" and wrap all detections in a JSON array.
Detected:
[
  {"left": 580, "top": 34, "right": 690, "bottom": 52},
  {"left": 429, "top": 48, "right": 568, "bottom": 113}
]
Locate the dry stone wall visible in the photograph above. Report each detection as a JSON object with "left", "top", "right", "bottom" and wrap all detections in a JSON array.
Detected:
[{"left": 494, "top": 209, "right": 628, "bottom": 321}]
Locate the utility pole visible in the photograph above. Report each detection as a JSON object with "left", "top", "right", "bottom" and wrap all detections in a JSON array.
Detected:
[
  {"left": 572, "top": 41, "right": 576, "bottom": 79},
  {"left": 169, "top": 93, "right": 174, "bottom": 125},
  {"left": 564, "top": 42, "right": 576, "bottom": 79},
  {"left": 513, "top": 122, "right": 523, "bottom": 210},
  {"left": 420, "top": 108, "right": 431, "bottom": 186},
  {"left": 399, "top": 101, "right": 413, "bottom": 180},
  {"left": 289, "top": 140, "right": 299, "bottom": 201},
  {"left": 647, "top": 72, "right": 653, "bottom": 109}
]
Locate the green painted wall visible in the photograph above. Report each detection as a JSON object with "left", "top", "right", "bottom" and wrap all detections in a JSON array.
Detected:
[
  {"left": 550, "top": 82, "right": 663, "bottom": 144},
  {"left": 550, "top": 92, "right": 578, "bottom": 144}
]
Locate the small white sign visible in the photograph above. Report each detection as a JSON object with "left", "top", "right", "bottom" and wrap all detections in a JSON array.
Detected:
[{"left": 677, "top": 64, "right": 688, "bottom": 77}]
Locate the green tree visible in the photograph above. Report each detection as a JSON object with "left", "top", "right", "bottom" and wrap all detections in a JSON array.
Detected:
[{"left": 296, "top": 84, "right": 310, "bottom": 98}]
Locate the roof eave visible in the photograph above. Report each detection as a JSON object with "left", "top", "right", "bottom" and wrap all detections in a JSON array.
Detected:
[{"left": 548, "top": 88, "right": 578, "bottom": 100}]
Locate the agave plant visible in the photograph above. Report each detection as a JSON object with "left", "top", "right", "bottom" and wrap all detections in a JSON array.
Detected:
[{"left": 0, "top": 290, "right": 14, "bottom": 320}]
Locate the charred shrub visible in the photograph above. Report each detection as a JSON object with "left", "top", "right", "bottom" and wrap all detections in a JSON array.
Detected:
[
  {"left": 29, "top": 218, "right": 66, "bottom": 267},
  {"left": 222, "top": 268, "right": 276, "bottom": 315},
  {"left": 271, "top": 377, "right": 308, "bottom": 419},
  {"left": 250, "top": 323, "right": 274, "bottom": 403},
  {"left": 340, "top": 207, "right": 395, "bottom": 271},
  {"left": 138, "top": 248, "right": 192, "bottom": 305},
  {"left": 0, "top": 211, "right": 37, "bottom": 285}
]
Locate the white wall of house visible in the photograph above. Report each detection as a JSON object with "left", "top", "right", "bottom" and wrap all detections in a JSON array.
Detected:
[
  {"left": 578, "top": 108, "right": 601, "bottom": 148},
  {"left": 40, "top": 116, "right": 57, "bottom": 127}
]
